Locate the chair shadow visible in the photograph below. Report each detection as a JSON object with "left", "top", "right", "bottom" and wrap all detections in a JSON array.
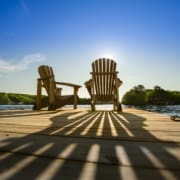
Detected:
[
  {"left": 0, "top": 109, "right": 63, "bottom": 118},
  {"left": 0, "top": 109, "right": 180, "bottom": 180}
]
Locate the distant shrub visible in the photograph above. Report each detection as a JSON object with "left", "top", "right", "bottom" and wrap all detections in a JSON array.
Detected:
[
  {"left": 122, "top": 85, "right": 147, "bottom": 105},
  {"left": 0, "top": 93, "right": 36, "bottom": 105},
  {"left": 0, "top": 93, "right": 11, "bottom": 105},
  {"left": 122, "top": 85, "right": 180, "bottom": 105}
]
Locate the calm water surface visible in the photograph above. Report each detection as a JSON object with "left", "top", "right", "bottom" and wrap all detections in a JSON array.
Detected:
[
  {"left": 135, "top": 105, "right": 180, "bottom": 117},
  {"left": 0, "top": 104, "right": 180, "bottom": 117}
]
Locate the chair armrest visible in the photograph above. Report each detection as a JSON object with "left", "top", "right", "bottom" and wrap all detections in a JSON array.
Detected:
[
  {"left": 117, "top": 78, "right": 123, "bottom": 87},
  {"left": 84, "top": 79, "right": 93, "bottom": 96},
  {"left": 55, "top": 82, "right": 81, "bottom": 88},
  {"left": 84, "top": 79, "right": 93, "bottom": 87}
]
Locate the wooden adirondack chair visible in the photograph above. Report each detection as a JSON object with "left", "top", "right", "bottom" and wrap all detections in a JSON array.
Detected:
[
  {"left": 34, "top": 65, "right": 81, "bottom": 110},
  {"left": 85, "top": 58, "right": 123, "bottom": 111}
]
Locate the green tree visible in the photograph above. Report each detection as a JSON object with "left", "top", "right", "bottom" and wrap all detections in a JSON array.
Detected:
[
  {"left": 132, "top": 84, "right": 145, "bottom": 93},
  {"left": 8, "top": 93, "right": 36, "bottom": 105},
  {"left": 147, "top": 86, "right": 169, "bottom": 105},
  {"left": 122, "top": 84, "right": 180, "bottom": 106},
  {"left": 122, "top": 84, "right": 146, "bottom": 105},
  {"left": 0, "top": 93, "right": 11, "bottom": 105}
]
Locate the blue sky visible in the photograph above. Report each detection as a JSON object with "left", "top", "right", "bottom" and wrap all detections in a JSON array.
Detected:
[{"left": 0, "top": 0, "right": 180, "bottom": 99}]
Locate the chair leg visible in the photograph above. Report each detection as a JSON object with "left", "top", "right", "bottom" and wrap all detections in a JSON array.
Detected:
[
  {"left": 113, "top": 103, "right": 116, "bottom": 111},
  {"left": 91, "top": 104, "right": 95, "bottom": 111},
  {"left": 48, "top": 104, "right": 57, "bottom": 110},
  {"left": 117, "top": 103, "right": 122, "bottom": 112},
  {"left": 91, "top": 100, "right": 96, "bottom": 111},
  {"left": 73, "top": 87, "right": 78, "bottom": 109},
  {"left": 49, "top": 78, "right": 56, "bottom": 110},
  {"left": 35, "top": 79, "right": 42, "bottom": 110}
]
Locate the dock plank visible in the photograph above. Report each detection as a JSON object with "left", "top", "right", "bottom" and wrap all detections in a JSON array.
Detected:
[{"left": 0, "top": 108, "right": 180, "bottom": 180}]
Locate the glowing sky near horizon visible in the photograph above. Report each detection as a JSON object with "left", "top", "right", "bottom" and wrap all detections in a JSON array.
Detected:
[{"left": 0, "top": 0, "right": 180, "bottom": 99}]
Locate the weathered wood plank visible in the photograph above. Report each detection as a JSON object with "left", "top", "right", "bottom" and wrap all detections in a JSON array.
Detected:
[{"left": 0, "top": 108, "right": 180, "bottom": 180}]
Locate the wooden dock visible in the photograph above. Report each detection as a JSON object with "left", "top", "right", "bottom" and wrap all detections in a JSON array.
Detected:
[{"left": 0, "top": 108, "right": 180, "bottom": 180}]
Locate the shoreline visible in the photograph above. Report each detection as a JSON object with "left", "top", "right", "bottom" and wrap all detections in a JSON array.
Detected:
[{"left": 0, "top": 104, "right": 180, "bottom": 117}]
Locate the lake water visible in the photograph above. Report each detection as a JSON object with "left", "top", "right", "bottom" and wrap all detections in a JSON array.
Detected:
[
  {"left": 0, "top": 104, "right": 180, "bottom": 117},
  {"left": 134, "top": 105, "right": 180, "bottom": 117}
]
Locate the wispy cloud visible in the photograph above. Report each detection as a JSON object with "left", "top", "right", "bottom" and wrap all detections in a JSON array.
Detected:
[{"left": 0, "top": 53, "right": 46, "bottom": 74}]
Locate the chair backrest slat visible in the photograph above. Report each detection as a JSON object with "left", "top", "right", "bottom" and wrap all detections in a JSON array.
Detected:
[
  {"left": 103, "top": 58, "right": 106, "bottom": 98},
  {"left": 92, "top": 61, "right": 98, "bottom": 97},
  {"left": 38, "top": 65, "right": 57, "bottom": 97},
  {"left": 91, "top": 58, "right": 117, "bottom": 101},
  {"left": 109, "top": 61, "right": 116, "bottom": 97},
  {"left": 106, "top": 59, "right": 110, "bottom": 98},
  {"left": 99, "top": 59, "right": 103, "bottom": 97}
]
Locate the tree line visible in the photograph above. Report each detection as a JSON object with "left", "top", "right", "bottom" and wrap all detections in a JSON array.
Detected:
[
  {"left": 122, "top": 85, "right": 180, "bottom": 105},
  {"left": 0, "top": 93, "right": 36, "bottom": 105},
  {"left": 0, "top": 92, "right": 91, "bottom": 105},
  {"left": 1, "top": 85, "right": 180, "bottom": 106}
]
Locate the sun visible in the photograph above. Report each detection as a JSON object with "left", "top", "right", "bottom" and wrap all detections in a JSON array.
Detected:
[{"left": 99, "top": 51, "right": 117, "bottom": 60}]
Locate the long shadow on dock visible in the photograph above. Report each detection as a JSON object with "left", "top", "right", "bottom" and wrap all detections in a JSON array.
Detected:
[{"left": 0, "top": 110, "right": 180, "bottom": 179}]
